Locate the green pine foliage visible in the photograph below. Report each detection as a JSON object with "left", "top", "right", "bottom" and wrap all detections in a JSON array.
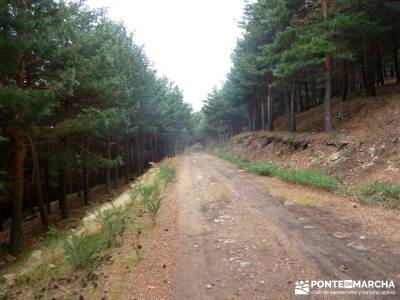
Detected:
[{"left": 0, "top": 0, "right": 193, "bottom": 255}]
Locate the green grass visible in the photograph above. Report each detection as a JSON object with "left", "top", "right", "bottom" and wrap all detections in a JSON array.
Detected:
[
  {"left": 249, "top": 161, "right": 279, "bottom": 176},
  {"left": 358, "top": 182, "right": 400, "bottom": 209},
  {"left": 95, "top": 206, "right": 129, "bottom": 247},
  {"left": 276, "top": 168, "right": 338, "bottom": 191},
  {"left": 62, "top": 233, "right": 106, "bottom": 271},
  {"left": 130, "top": 164, "right": 176, "bottom": 224},
  {"left": 211, "top": 147, "right": 400, "bottom": 210},
  {"left": 158, "top": 165, "right": 176, "bottom": 184},
  {"left": 212, "top": 148, "right": 338, "bottom": 191},
  {"left": 211, "top": 148, "right": 250, "bottom": 169}
]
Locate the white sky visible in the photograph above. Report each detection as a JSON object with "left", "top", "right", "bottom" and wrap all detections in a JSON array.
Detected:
[{"left": 86, "top": 0, "right": 245, "bottom": 111}]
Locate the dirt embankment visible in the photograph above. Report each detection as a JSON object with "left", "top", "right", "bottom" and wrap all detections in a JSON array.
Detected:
[{"left": 230, "top": 84, "right": 400, "bottom": 187}]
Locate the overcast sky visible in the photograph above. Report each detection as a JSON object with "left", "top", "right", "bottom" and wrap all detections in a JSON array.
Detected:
[{"left": 86, "top": 0, "right": 245, "bottom": 111}]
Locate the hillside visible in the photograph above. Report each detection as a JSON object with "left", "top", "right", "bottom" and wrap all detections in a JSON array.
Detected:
[{"left": 228, "top": 83, "right": 400, "bottom": 189}]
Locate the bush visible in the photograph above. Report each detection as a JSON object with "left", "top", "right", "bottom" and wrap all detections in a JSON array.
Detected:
[
  {"left": 211, "top": 149, "right": 338, "bottom": 191},
  {"left": 132, "top": 182, "right": 163, "bottom": 223},
  {"left": 211, "top": 148, "right": 249, "bottom": 169},
  {"left": 277, "top": 168, "right": 338, "bottom": 191},
  {"left": 249, "top": 161, "right": 279, "bottom": 176},
  {"left": 158, "top": 165, "right": 176, "bottom": 184},
  {"left": 63, "top": 233, "right": 106, "bottom": 271},
  {"left": 358, "top": 182, "right": 400, "bottom": 209},
  {"left": 96, "top": 206, "right": 129, "bottom": 246},
  {"left": 41, "top": 225, "right": 70, "bottom": 250}
]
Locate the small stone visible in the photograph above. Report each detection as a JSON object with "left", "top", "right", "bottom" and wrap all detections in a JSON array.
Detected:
[
  {"left": 347, "top": 241, "right": 369, "bottom": 251},
  {"left": 340, "top": 265, "right": 350, "bottom": 273},
  {"left": 30, "top": 250, "right": 42, "bottom": 261},
  {"left": 333, "top": 232, "right": 346, "bottom": 239},
  {"left": 240, "top": 261, "right": 251, "bottom": 268},
  {"left": 303, "top": 225, "right": 315, "bottom": 229},
  {"left": 359, "top": 235, "right": 366, "bottom": 240},
  {"left": 284, "top": 201, "right": 294, "bottom": 207},
  {"left": 3, "top": 273, "right": 17, "bottom": 286},
  {"left": 206, "top": 284, "right": 212, "bottom": 289},
  {"left": 148, "top": 285, "right": 156, "bottom": 289}
]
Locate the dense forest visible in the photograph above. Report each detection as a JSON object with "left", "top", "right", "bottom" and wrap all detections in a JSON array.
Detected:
[
  {"left": 0, "top": 0, "right": 193, "bottom": 256},
  {"left": 196, "top": 0, "right": 400, "bottom": 142}
]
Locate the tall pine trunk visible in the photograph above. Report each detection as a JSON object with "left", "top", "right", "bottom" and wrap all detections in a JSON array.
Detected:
[
  {"left": 9, "top": 127, "right": 25, "bottom": 256},
  {"left": 394, "top": 33, "right": 399, "bottom": 84},
  {"left": 322, "top": 0, "right": 333, "bottom": 132},
  {"left": 363, "top": 34, "right": 377, "bottom": 96},
  {"left": 267, "top": 85, "right": 274, "bottom": 131},
  {"left": 105, "top": 137, "right": 111, "bottom": 194},
  {"left": 30, "top": 137, "right": 48, "bottom": 229},
  {"left": 43, "top": 159, "right": 51, "bottom": 214},
  {"left": 261, "top": 95, "right": 265, "bottom": 131},
  {"left": 58, "top": 167, "right": 68, "bottom": 219},
  {"left": 82, "top": 138, "right": 90, "bottom": 205}
]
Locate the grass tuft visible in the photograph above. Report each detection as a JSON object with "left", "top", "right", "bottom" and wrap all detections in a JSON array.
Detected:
[
  {"left": 96, "top": 206, "right": 129, "bottom": 246},
  {"left": 358, "top": 182, "right": 400, "bottom": 209},
  {"left": 158, "top": 165, "right": 176, "bottom": 184},
  {"left": 62, "top": 233, "right": 106, "bottom": 271}
]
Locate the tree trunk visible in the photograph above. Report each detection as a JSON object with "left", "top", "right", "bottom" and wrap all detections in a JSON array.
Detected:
[
  {"left": 289, "top": 83, "right": 297, "bottom": 132},
  {"left": 105, "top": 137, "right": 111, "bottom": 194},
  {"left": 341, "top": 60, "right": 349, "bottom": 102},
  {"left": 261, "top": 95, "right": 265, "bottom": 131},
  {"left": 322, "top": 0, "right": 333, "bottom": 132},
  {"left": 304, "top": 82, "right": 310, "bottom": 110},
  {"left": 376, "top": 46, "right": 384, "bottom": 86},
  {"left": 0, "top": 203, "right": 4, "bottom": 232},
  {"left": 267, "top": 85, "right": 274, "bottom": 131},
  {"left": 285, "top": 86, "right": 296, "bottom": 132},
  {"left": 43, "top": 159, "right": 51, "bottom": 215},
  {"left": 81, "top": 138, "right": 90, "bottom": 205},
  {"left": 124, "top": 140, "right": 129, "bottom": 184},
  {"left": 113, "top": 142, "right": 118, "bottom": 190},
  {"left": 297, "top": 84, "right": 303, "bottom": 112},
  {"left": 9, "top": 128, "right": 25, "bottom": 256},
  {"left": 363, "top": 35, "right": 377, "bottom": 96},
  {"left": 58, "top": 167, "right": 68, "bottom": 219},
  {"left": 394, "top": 33, "right": 399, "bottom": 84},
  {"left": 30, "top": 137, "right": 48, "bottom": 229}
]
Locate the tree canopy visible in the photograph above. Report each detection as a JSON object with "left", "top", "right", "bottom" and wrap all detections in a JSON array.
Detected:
[
  {"left": 0, "top": 0, "right": 193, "bottom": 255},
  {"left": 198, "top": 0, "right": 400, "bottom": 141}
]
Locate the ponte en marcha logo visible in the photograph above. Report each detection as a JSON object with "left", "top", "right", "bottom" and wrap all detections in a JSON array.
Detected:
[{"left": 295, "top": 280, "right": 396, "bottom": 296}]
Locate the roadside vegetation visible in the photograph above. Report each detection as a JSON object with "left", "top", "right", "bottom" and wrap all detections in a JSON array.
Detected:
[
  {"left": 211, "top": 147, "right": 399, "bottom": 209},
  {"left": 0, "top": 163, "right": 176, "bottom": 299}
]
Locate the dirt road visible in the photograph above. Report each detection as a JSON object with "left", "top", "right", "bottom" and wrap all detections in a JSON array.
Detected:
[{"left": 171, "top": 153, "right": 400, "bottom": 299}]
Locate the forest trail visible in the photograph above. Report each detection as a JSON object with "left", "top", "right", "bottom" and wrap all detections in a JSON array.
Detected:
[{"left": 169, "top": 152, "right": 400, "bottom": 299}]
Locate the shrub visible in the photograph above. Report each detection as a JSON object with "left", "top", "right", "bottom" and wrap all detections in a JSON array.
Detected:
[
  {"left": 358, "top": 182, "right": 400, "bottom": 209},
  {"left": 132, "top": 182, "right": 163, "bottom": 223},
  {"left": 277, "top": 168, "right": 338, "bottom": 191},
  {"left": 96, "top": 206, "right": 129, "bottom": 246},
  {"left": 211, "top": 148, "right": 249, "bottom": 169},
  {"left": 41, "top": 225, "right": 70, "bottom": 250},
  {"left": 158, "top": 165, "right": 176, "bottom": 184},
  {"left": 63, "top": 233, "right": 106, "bottom": 271},
  {"left": 249, "top": 161, "right": 279, "bottom": 176}
]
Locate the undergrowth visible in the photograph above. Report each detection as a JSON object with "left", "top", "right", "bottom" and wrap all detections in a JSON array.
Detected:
[
  {"left": 358, "top": 182, "right": 400, "bottom": 209},
  {"left": 212, "top": 147, "right": 400, "bottom": 209},
  {"left": 212, "top": 148, "right": 337, "bottom": 191},
  {"left": 4, "top": 162, "right": 177, "bottom": 280},
  {"left": 63, "top": 233, "right": 106, "bottom": 272},
  {"left": 130, "top": 164, "right": 176, "bottom": 224}
]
